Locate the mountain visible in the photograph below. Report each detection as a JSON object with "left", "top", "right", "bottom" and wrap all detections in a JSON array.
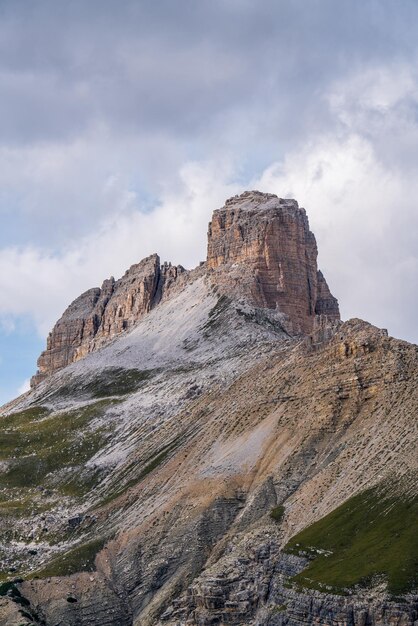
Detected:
[
  {"left": 0, "top": 191, "right": 416, "bottom": 626},
  {"left": 31, "top": 191, "right": 338, "bottom": 386}
]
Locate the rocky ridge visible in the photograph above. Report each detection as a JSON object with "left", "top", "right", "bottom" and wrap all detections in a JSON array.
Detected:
[{"left": 31, "top": 255, "right": 185, "bottom": 386}]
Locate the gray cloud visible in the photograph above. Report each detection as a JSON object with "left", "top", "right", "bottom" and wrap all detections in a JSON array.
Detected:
[{"left": 2, "top": 0, "right": 416, "bottom": 147}]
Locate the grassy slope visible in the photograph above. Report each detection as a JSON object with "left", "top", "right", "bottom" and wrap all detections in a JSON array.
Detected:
[
  {"left": 48, "top": 367, "right": 156, "bottom": 400},
  {"left": 285, "top": 485, "right": 418, "bottom": 596},
  {"left": 0, "top": 400, "right": 116, "bottom": 493},
  {"left": 32, "top": 537, "right": 108, "bottom": 578},
  {"left": 0, "top": 381, "right": 183, "bottom": 581}
]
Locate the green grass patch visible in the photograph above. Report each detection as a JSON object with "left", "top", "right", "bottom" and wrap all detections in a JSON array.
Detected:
[
  {"left": 0, "top": 400, "right": 116, "bottom": 491},
  {"left": 285, "top": 486, "right": 418, "bottom": 596},
  {"left": 59, "top": 467, "right": 106, "bottom": 498},
  {"left": 82, "top": 368, "right": 156, "bottom": 398},
  {"left": 0, "top": 495, "right": 53, "bottom": 519},
  {"left": 32, "top": 537, "right": 107, "bottom": 578},
  {"left": 270, "top": 504, "right": 285, "bottom": 523},
  {"left": 0, "top": 405, "right": 50, "bottom": 426},
  {"left": 48, "top": 368, "right": 156, "bottom": 401}
]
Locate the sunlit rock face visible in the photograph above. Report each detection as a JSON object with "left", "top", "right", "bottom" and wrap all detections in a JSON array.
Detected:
[
  {"left": 207, "top": 190, "right": 339, "bottom": 334},
  {"left": 31, "top": 255, "right": 185, "bottom": 386}
]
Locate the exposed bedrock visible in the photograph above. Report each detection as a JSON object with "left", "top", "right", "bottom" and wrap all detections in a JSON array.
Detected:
[
  {"left": 207, "top": 191, "right": 339, "bottom": 334},
  {"left": 31, "top": 255, "right": 185, "bottom": 386}
]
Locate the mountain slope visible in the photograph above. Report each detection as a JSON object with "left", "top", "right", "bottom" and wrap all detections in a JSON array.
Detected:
[{"left": 0, "top": 192, "right": 416, "bottom": 626}]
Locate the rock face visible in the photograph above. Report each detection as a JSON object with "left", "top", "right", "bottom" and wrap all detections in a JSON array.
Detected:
[
  {"left": 31, "top": 191, "right": 339, "bottom": 386},
  {"left": 31, "top": 255, "right": 185, "bottom": 386},
  {"left": 207, "top": 191, "right": 339, "bottom": 334},
  {"left": 163, "top": 549, "right": 418, "bottom": 626}
]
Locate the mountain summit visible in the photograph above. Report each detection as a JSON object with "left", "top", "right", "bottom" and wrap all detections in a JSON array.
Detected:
[
  {"left": 1, "top": 192, "right": 416, "bottom": 626},
  {"left": 32, "top": 191, "right": 339, "bottom": 386},
  {"left": 206, "top": 191, "right": 339, "bottom": 330}
]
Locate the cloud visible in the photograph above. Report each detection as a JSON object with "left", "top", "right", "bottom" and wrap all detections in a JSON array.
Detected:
[
  {"left": 1, "top": 129, "right": 417, "bottom": 347},
  {"left": 0, "top": 159, "right": 236, "bottom": 336},
  {"left": 17, "top": 378, "right": 30, "bottom": 396}
]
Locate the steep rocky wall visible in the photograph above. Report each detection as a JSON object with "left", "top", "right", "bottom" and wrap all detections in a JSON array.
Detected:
[
  {"left": 315, "top": 269, "right": 339, "bottom": 318},
  {"left": 31, "top": 255, "right": 185, "bottom": 386},
  {"left": 207, "top": 191, "right": 339, "bottom": 333},
  {"left": 161, "top": 547, "right": 418, "bottom": 625}
]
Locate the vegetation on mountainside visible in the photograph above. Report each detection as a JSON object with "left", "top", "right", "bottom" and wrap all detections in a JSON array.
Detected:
[
  {"left": 270, "top": 504, "right": 285, "bottom": 522},
  {"left": 285, "top": 485, "right": 418, "bottom": 596},
  {"left": 32, "top": 537, "right": 108, "bottom": 578},
  {"left": 0, "top": 399, "right": 117, "bottom": 496},
  {"left": 47, "top": 367, "right": 157, "bottom": 400},
  {"left": 0, "top": 406, "right": 50, "bottom": 432},
  {"left": 81, "top": 367, "right": 157, "bottom": 398}
]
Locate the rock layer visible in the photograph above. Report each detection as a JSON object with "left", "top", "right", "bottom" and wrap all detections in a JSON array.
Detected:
[
  {"left": 207, "top": 191, "right": 339, "bottom": 333},
  {"left": 7, "top": 316, "right": 417, "bottom": 626}
]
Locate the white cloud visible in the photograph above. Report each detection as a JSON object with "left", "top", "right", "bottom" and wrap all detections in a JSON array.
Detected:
[
  {"left": 1, "top": 135, "right": 417, "bottom": 347},
  {"left": 0, "top": 54, "right": 417, "bottom": 351},
  {"left": 17, "top": 378, "right": 30, "bottom": 396},
  {"left": 254, "top": 133, "right": 418, "bottom": 343},
  {"left": 329, "top": 63, "right": 418, "bottom": 119},
  {"left": 0, "top": 159, "right": 236, "bottom": 337}
]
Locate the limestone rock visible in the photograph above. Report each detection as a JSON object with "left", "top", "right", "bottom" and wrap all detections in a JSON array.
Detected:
[
  {"left": 1, "top": 260, "right": 417, "bottom": 626},
  {"left": 31, "top": 254, "right": 185, "bottom": 386},
  {"left": 207, "top": 190, "right": 340, "bottom": 334}
]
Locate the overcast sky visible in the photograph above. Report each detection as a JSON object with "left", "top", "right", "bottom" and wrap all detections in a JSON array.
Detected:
[{"left": 1, "top": 0, "right": 418, "bottom": 404}]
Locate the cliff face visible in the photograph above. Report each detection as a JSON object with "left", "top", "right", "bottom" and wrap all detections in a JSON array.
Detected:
[
  {"left": 31, "top": 191, "right": 339, "bottom": 386},
  {"left": 31, "top": 255, "right": 185, "bottom": 386},
  {"left": 207, "top": 191, "right": 339, "bottom": 333}
]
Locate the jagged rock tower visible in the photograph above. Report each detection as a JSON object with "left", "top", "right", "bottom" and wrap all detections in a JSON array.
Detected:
[
  {"left": 206, "top": 191, "right": 339, "bottom": 333},
  {"left": 3, "top": 192, "right": 417, "bottom": 626},
  {"left": 31, "top": 191, "right": 339, "bottom": 385}
]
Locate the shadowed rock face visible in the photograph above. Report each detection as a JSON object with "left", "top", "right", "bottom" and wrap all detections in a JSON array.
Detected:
[
  {"left": 207, "top": 191, "right": 339, "bottom": 333},
  {"left": 31, "top": 191, "right": 339, "bottom": 386}
]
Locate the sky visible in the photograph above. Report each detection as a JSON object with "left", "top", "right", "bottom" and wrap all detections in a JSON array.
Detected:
[{"left": 1, "top": 0, "right": 418, "bottom": 404}]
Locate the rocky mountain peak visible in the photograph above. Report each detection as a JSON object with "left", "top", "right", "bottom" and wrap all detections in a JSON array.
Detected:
[
  {"left": 2, "top": 193, "right": 416, "bottom": 626},
  {"left": 30, "top": 253, "right": 186, "bottom": 386},
  {"left": 31, "top": 191, "right": 339, "bottom": 386},
  {"left": 223, "top": 189, "right": 298, "bottom": 210},
  {"left": 207, "top": 190, "right": 339, "bottom": 334}
]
